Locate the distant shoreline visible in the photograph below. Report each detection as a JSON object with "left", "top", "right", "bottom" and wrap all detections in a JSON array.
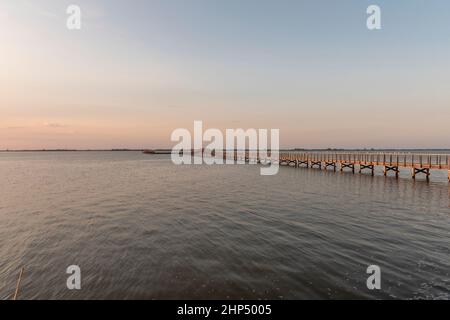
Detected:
[
  {"left": 0, "top": 149, "right": 147, "bottom": 152},
  {"left": 1, "top": 149, "right": 450, "bottom": 153}
]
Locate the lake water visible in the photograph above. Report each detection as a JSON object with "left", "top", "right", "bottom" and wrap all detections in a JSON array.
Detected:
[{"left": 0, "top": 151, "right": 449, "bottom": 299}]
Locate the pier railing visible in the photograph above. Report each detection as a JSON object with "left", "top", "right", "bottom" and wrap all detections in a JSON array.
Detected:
[
  {"left": 215, "top": 151, "right": 449, "bottom": 181},
  {"left": 280, "top": 152, "right": 450, "bottom": 169},
  {"left": 275, "top": 152, "right": 450, "bottom": 181},
  {"left": 189, "top": 150, "right": 450, "bottom": 181}
]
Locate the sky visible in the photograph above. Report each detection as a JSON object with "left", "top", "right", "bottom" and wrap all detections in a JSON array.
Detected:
[{"left": 1, "top": 0, "right": 450, "bottom": 149}]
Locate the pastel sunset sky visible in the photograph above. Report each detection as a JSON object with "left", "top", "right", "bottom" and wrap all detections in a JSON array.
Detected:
[{"left": 1, "top": 0, "right": 450, "bottom": 149}]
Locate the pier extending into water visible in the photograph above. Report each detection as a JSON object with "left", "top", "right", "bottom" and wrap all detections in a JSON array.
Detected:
[
  {"left": 157, "top": 149, "right": 450, "bottom": 182},
  {"left": 278, "top": 152, "right": 450, "bottom": 181},
  {"left": 227, "top": 151, "right": 450, "bottom": 182}
]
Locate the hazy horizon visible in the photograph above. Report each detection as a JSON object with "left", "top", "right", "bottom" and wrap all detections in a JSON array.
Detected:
[
  {"left": 2, "top": 147, "right": 450, "bottom": 152},
  {"left": 2, "top": 0, "right": 450, "bottom": 150}
]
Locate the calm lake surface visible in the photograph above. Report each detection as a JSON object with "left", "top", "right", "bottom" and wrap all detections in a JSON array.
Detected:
[{"left": 0, "top": 151, "right": 449, "bottom": 299}]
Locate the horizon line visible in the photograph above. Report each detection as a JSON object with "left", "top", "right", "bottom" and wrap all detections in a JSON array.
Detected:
[{"left": 1, "top": 148, "right": 450, "bottom": 152}]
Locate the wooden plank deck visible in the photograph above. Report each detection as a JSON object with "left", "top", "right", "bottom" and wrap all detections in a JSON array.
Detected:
[
  {"left": 216, "top": 151, "right": 450, "bottom": 182},
  {"left": 199, "top": 150, "right": 450, "bottom": 181},
  {"left": 279, "top": 153, "right": 450, "bottom": 170},
  {"left": 275, "top": 152, "right": 450, "bottom": 181}
]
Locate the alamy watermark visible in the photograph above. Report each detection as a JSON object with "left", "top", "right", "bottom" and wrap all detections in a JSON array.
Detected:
[
  {"left": 66, "top": 5, "right": 82, "bottom": 30},
  {"left": 171, "top": 121, "right": 280, "bottom": 175},
  {"left": 366, "top": 265, "right": 381, "bottom": 290},
  {"left": 367, "top": 5, "right": 381, "bottom": 30},
  {"left": 64, "top": 4, "right": 379, "bottom": 32},
  {"left": 66, "top": 265, "right": 81, "bottom": 290}
]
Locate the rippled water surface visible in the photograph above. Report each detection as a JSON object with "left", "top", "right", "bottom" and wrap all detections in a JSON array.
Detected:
[{"left": 0, "top": 151, "right": 449, "bottom": 299}]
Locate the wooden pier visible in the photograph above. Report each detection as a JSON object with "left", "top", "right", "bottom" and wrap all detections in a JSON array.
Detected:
[
  {"left": 277, "top": 152, "right": 450, "bottom": 182},
  {"left": 223, "top": 151, "right": 450, "bottom": 182}
]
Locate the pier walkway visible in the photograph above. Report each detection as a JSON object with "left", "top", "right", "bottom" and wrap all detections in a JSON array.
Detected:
[{"left": 234, "top": 152, "right": 450, "bottom": 182}]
